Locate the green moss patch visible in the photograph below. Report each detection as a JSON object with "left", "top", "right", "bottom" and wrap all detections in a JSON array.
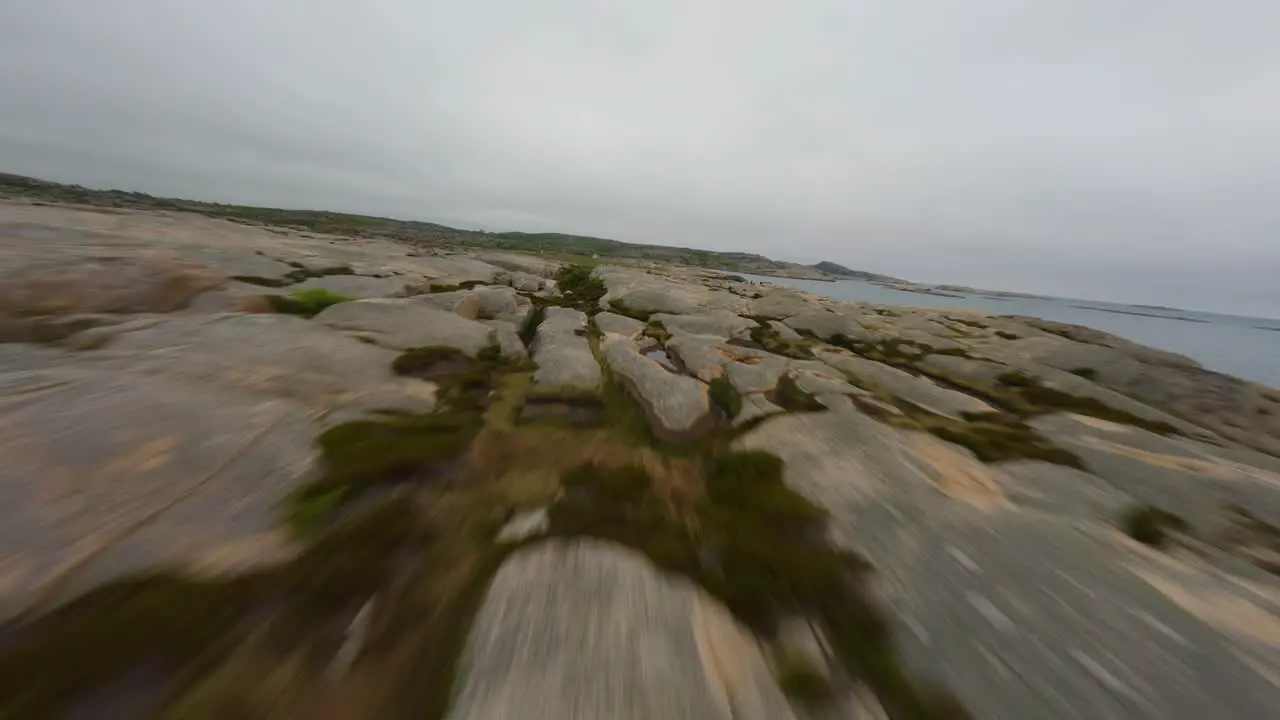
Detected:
[
  {"left": 747, "top": 319, "right": 814, "bottom": 360},
  {"left": 284, "top": 413, "right": 479, "bottom": 536},
  {"left": 556, "top": 265, "right": 606, "bottom": 307},
  {"left": 518, "top": 304, "right": 548, "bottom": 346},
  {"left": 776, "top": 653, "right": 833, "bottom": 708},
  {"left": 709, "top": 377, "right": 743, "bottom": 419},
  {"left": 393, "top": 345, "right": 525, "bottom": 414},
  {"left": 923, "top": 414, "right": 1084, "bottom": 469},
  {"left": 829, "top": 335, "right": 920, "bottom": 368},
  {"left": 994, "top": 373, "right": 1179, "bottom": 434},
  {"left": 774, "top": 375, "right": 825, "bottom": 413},
  {"left": 266, "top": 289, "right": 354, "bottom": 318},
  {"left": 643, "top": 320, "right": 670, "bottom": 346}
]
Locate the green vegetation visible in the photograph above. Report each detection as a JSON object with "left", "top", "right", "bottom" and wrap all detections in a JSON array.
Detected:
[
  {"left": 776, "top": 653, "right": 833, "bottom": 707},
  {"left": 519, "top": 304, "right": 547, "bottom": 346},
  {"left": 285, "top": 413, "right": 479, "bottom": 534},
  {"left": 1121, "top": 504, "right": 1189, "bottom": 547},
  {"left": 994, "top": 372, "right": 1180, "bottom": 435},
  {"left": 643, "top": 320, "right": 670, "bottom": 346},
  {"left": 735, "top": 318, "right": 814, "bottom": 360},
  {"left": 709, "top": 377, "right": 743, "bottom": 419},
  {"left": 392, "top": 346, "right": 476, "bottom": 378},
  {"left": 925, "top": 414, "right": 1084, "bottom": 469},
  {"left": 829, "top": 334, "right": 920, "bottom": 368},
  {"left": 775, "top": 375, "right": 825, "bottom": 413},
  {"left": 949, "top": 317, "right": 988, "bottom": 330},
  {"left": 555, "top": 265, "right": 606, "bottom": 307},
  {"left": 265, "top": 288, "right": 354, "bottom": 318}
]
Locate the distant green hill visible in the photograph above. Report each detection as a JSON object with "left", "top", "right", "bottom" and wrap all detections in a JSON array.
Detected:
[
  {"left": 812, "top": 261, "right": 904, "bottom": 283},
  {"left": 0, "top": 172, "right": 906, "bottom": 281}
]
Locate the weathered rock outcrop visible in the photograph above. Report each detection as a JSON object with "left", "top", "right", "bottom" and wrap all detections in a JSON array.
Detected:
[
  {"left": 0, "top": 255, "right": 226, "bottom": 316},
  {"left": 5, "top": 198, "right": 1280, "bottom": 720},
  {"left": 476, "top": 251, "right": 562, "bottom": 278},
  {"left": 815, "top": 347, "right": 996, "bottom": 420},
  {"left": 653, "top": 311, "right": 756, "bottom": 339},
  {"left": 595, "top": 266, "right": 749, "bottom": 315},
  {"left": 532, "top": 308, "right": 601, "bottom": 394},
  {"left": 593, "top": 311, "right": 646, "bottom": 341},
  {"left": 448, "top": 539, "right": 796, "bottom": 720},
  {"left": 601, "top": 338, "right": 713, "bottom": 440},
  {"left": 739, "top": 410, "right": 1280, "bottom": 720},
  {"left": 316, "top": 299, "right": 498, "bottom": 355}
]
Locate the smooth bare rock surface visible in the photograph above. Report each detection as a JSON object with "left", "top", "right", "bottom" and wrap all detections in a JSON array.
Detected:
[
  {"left": 0, "top": 360, "right": 312, "bottom": 619},
  {"left": 936, "top": 346, "right": 1217, "bottom": 440},
  {"left": 594, "top": 311, "right": 646, "bottom": 340},
  {"left": 793, "top": 367, "right": 871, "bottom": 397},
  {"left": 413, "top": 290, "right": 484, "bottom": 319},
  {"left": 602, "top": 338, "right": 713, "bottom": 440},
  {"left": 749, "top": 289, "right": 825, "bottom": 319},
  {"left": 287, "top": 274, "right": 420, "bottom": 299},
  {"left": 652, "top": 311, "right": 756, "bottom": 339},
  {"left": 666, "top": 334, "right": 735, "bottom": 381},
  {"left": 532, "top": 308, "right": 600, "bottom": 393},
  {"left": 448, "top": 539, "right": 796, "bottom": 720},
  {"left": 739, "top": 410, "right": 1280, "bottom": 720},
  {"left": 666, "top": 334, "right": 775, "bottom": 382},
  {"left": 1031, "top": 412, "right": 1280, "bottom": 529},
  {"left": 315, "top": 298, "right": 496, "bottom": 355},
  {"left": 0, "top": 313, "right": 441, "bottom": 619},
  {"left": 475, "top": 251, "right": 562, "bottom": 278},
  {"left": 815, "top": 347, "right": 996, "bottom": 420},
  {"left": 782, "top": 310, "right": 876, "bottom": 341},
  {"left": 0, "top": 251, "right": 226, "bottom": 316},
  {"left": 724, "top": 357, "right": 789, "bottom": 394},
  {"left": 595, "top": 265, "right": 748, "bottom": 315},
  {"left": 974, "top": 330, "right": 1280, "bottom": 455},
  {"left": 736, "top": 392, "right": 785, "bottom": 425}
]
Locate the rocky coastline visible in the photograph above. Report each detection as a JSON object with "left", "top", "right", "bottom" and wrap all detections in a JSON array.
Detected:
[{"left": 3, "top": 199, "right": 1280, "bottom": 719}]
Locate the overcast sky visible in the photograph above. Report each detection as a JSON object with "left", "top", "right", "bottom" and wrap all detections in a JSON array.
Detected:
[{"left": 2, "top": 2, "right": 1278, "bottom": 316}]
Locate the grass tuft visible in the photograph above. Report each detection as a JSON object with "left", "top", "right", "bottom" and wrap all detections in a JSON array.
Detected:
[
  {"left": 709, "top": 377, "right": 743, "bottom": 419},
  {"left": 556, "top": 265, "right": 606, "bottom": 307},
  {"left": 266, "top": 289, "right": 354, "bottom": 318},
  {"left": 775, "top": 375, "right": 825, "bottom": 412},
  {"left": 776, "top": 653, "right": 833, "bottom": 707}
]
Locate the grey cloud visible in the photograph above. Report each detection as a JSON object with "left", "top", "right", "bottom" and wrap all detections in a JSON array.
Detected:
[{"left": 2, "top": 0, "right": 1278, "bottom": 316}]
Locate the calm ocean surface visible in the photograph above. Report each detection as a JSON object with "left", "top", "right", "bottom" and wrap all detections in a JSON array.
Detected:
[{"left": 735, "top": 273, "right": 1280, "bottom": 389}]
